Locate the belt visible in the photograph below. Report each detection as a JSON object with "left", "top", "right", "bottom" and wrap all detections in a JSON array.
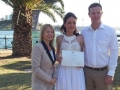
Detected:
[{"left": 85, "top": 66, "right": 108, "bottom": 71}]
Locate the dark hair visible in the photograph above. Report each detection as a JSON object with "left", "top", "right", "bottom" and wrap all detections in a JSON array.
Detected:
[
  {"left": 88, "top": 3, "right": 102, "bottom": 13},
  {"left": 60, "top": 12, "right": 79, "bottom": 36}
]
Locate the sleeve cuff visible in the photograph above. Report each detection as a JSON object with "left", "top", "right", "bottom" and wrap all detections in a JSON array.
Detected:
[{"left": 107, "top": 70, "right": 115, "bottom": 76}]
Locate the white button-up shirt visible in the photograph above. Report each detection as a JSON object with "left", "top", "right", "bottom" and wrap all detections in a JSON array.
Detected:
[{"left": 81, "top": 23, "right": 118, "bottom": 76}]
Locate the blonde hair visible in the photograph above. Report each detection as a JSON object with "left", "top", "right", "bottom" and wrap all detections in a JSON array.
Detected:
[{"left": 39, "top": 24, "right": 55, "bottom": 49}]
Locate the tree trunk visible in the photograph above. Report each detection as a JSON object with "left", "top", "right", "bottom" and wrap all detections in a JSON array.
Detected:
[{"left": 12, "top": 7, "right": 32, "bottom": 57}]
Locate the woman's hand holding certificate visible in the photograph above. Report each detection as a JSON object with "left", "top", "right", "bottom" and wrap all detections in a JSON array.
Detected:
[
  {"left": 57, "top": 56, "right": 62, "bottom": 63},
  {"left": 61, "top": 50, "right": 84, "bottom": 67}
]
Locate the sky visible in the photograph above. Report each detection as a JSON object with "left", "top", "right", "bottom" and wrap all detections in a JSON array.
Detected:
[{"left": 0, "top": 0, "right": 120, "bottom": 27}]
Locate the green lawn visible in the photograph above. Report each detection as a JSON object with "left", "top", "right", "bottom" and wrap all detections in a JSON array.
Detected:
[
  {"left": 0, "top": 55, "right": 120, "bottom": 90},
  {"left": 0, "top": 57, "right": 32, "bottom": 90}
]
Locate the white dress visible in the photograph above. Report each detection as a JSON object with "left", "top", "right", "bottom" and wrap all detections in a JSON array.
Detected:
[{"left": 54, "top": 35, "right": 86, "bottom": 90}]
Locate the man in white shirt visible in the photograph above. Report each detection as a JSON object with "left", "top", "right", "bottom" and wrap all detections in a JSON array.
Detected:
[{"left": 81, "top": 3, "right": 118, "bottom": 90}]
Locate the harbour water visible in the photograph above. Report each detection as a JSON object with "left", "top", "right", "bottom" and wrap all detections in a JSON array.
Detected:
[
  {"left": 1, "top": 30, "right": 120, "bottom": 49},
  {"left": 0, "top": 30, "right": 61, "bottom": 49}
]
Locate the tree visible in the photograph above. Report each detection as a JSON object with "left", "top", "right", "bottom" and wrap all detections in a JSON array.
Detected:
[{"left": 2, "top": 0, "right": 64, "bottom": 57}]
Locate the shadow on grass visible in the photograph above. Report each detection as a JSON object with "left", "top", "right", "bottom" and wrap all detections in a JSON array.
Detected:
[
  {"left": 0, "top": 55, "right": 120, "bottom": 89},
  {"left": 1, "top": 61, "right": 31, "bottom": 70},
  {"left": 0, "top": 73, "right": 32, "bottom": 90},
  {"left": 0, "top": 55, "right": 30, "bottom": 59}
]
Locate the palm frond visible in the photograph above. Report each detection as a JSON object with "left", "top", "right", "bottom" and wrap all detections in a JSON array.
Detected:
[
  {"left": 50, "top": 4, "right": 65, "bottom": 18},
  {"left": 2, "top": 0, "right": 14, "bottom": 7},
  {"left": 44, "top": 0, "right": 64, "bottom": 9},
  {"left": 1, "top": 0, "right": 65, "bottom": 22},
  {"left": 2, "top": 0, "right": 43, "bottom": 9},
  {"left": 35, "top": 2, "right": 64, "bottom": 22},
  {"left": 56, "top": 0, "right": 64, "bottom": 9}
]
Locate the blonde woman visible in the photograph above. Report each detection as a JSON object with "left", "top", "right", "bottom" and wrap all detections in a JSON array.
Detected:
[{"left": 31, "top": 24, "right": 57, "bottom": 90}]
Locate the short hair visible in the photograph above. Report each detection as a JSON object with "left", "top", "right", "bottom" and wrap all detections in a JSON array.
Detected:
[{"left": 88, "top": 3, "right": 102, "bottom": 13}]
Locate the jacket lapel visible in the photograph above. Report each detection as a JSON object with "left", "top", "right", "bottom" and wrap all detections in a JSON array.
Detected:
[{"left": 41, "top": 41, "right": 56, "bottom": 64}]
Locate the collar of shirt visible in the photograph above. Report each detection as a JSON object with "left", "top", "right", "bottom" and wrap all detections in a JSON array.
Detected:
[{"left": 88, "top": 23, "right": 105, "bottom": 31}]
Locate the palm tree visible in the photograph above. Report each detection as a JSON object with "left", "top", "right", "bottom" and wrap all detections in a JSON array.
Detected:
[{"left": 2, "top": 0, "right": 64, "bottom": 57}]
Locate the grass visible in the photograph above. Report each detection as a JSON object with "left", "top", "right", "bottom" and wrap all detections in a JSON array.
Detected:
[
  {"left": 0, "top": 54, "right": 120, "bottom": 90},
  {"left": 0, "top": 55, "right": 32, "bottom": 90},
  {"left": 111, "top": 56, "right": 120, "bottom": 90}
]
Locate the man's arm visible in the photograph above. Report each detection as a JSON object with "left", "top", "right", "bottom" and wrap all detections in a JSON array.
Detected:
[{"left": 108, "top": 29, "right": 119, "bottom": 76}]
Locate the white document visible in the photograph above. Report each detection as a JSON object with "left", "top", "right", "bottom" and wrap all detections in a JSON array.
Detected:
[{"left": 61, "top": 50, "right": 84, "bottom": 67}]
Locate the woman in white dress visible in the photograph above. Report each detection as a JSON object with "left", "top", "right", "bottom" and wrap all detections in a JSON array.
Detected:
[{"left": 54, "top": 12, "right": 86, "bottom": 90}]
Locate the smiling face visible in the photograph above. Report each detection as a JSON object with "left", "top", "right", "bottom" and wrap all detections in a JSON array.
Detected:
[
  {"left": 43, "top": 26, "right": 54, "bottom": 42},
  {"left": 88, "top": 6, "right": 103, "bottom": 24},
  {"left": 64, "top": 16, "right": 77, "bottom": 33}
]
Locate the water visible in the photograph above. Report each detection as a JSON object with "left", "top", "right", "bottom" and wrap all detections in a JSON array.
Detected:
[{"left": 0, "top": 30, "right": 61, "bottom": 49}]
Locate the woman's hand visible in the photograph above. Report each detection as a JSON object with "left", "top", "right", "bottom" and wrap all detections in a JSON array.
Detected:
[
  {"left": 57, "top": 56, "right": 62, "bottom": 63},
  {"left": 50, "top": 78, "right": 57, "bottom": 84}
]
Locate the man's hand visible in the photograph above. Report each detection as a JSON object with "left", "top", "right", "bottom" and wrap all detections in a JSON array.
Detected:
[
  {"left": 105, "top": 75, "right": 113, "bottom": 85},
  {"left": 50, "top": 78, "right": 57, "bottom": 85}
]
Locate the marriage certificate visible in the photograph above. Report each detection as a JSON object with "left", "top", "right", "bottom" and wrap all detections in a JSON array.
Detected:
[{"left": 61, "top": 50, "right": 84, "bottom": 67}]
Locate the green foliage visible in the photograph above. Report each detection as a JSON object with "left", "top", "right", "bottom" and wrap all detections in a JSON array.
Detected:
[{"left": 1, "top": 0, "right": 65, "bottom": 22}]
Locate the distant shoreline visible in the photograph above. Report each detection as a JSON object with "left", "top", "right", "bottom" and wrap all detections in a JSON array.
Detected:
[{"left": 0, "top": 29, "right": 13, "bottom": 31}]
